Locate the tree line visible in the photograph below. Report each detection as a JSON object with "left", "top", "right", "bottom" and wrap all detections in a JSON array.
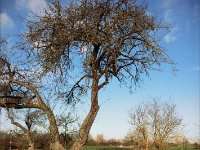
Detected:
[{"left": 1, "top": 97, "right": 199, "bottom": 150}]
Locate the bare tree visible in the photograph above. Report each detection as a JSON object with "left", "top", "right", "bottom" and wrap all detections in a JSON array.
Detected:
[
  {"left": 129, "top": 98, "right": 182, "bottom": 150},
  {"left": 6, "top": 109, "right": 45, "bottom": 150},
  {"left": 0, "top": 36, "right": 76, "bottom": 150},
  {"left": 21, "top": 0, "right": 174, "bottom": 149},
  {"left": 129, "top": 105, "right": 149, "bottom": 150},
  {"left": 57, "top": 112, "right": 79, "bottom": 148},
  {"left": 0, "top": 41, "right": 65, "bottom": 149},
  {"left": 95, "top": 134, "right": 104, "bottom": 145}
]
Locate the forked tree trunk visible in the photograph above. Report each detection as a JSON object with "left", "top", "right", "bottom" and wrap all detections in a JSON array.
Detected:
[{"left": 72, "top": 79, "right": 99, "bottom": 150}]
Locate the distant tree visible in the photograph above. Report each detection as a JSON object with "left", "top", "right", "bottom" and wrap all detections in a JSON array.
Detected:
[
  {"left": 123, "top": 131, "right": 136, "bottom": 146},
  {"left": 128, "top": 98, "right": 182, "bottom": 150},
  {"left": 193, "top": 142, "right": 200, "bottom": 149},
  {"left": 182, "top": 136, "right": 190, "bottom": 150},
  {"left": 22, "top": 0, "right": 173, "bottom": 149},
  {"left": 95, "top": 134, "right": 104, "bottom": 145},
  {"left": 106, "top": 138, "right": 121, "bottom": 146},
  {"left": 6, "top": 108, "right": 45, "bottom": 150},
  {"left": 57, "top": 112, "right": 79, "bottom": 148},
  {"left": 86, "top": 134, "right": 96, "bottom": 146}
]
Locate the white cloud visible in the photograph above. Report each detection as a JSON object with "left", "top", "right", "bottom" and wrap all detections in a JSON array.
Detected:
[
  {"left": 0, "top": 12, "right": 15, "bottom": 30},
  {"left": 160, "top": 1, "right": 178, "bottom": 43},
  {"left": 164, "top": 33, "right": 176, "bottom": 43},
  {"left": 163, "top": 26, "right": 178, "bottom": 43},
  {"left": 160, "top": 0, "right": 180, "bottom": 43}
]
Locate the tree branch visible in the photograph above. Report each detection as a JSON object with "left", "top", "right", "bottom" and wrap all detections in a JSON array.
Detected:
[
  {"left": 6, "top": 109, "right": 28, "bottom": 132},
  {"left": 66, "top": 75, "right": 86, "bottom": 99}
]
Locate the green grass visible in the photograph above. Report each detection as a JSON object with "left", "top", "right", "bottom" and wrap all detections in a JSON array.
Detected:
[
  {"left": 170, "top": 147, "right": 196, "bottom": 150},
  {"left": 84, "top": 146, "right": 130, "bottom": 150}
]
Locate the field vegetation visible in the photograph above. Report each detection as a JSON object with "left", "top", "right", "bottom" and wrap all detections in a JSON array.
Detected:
[{"left": 83, "top": 146, "right": 198, "bottom": 150}]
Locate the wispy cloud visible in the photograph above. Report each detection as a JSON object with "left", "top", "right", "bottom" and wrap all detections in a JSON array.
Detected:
[
  {"left": 162, "top": 0, "right": 175, "bottom": 14},
  {"left": 15, "top": 0, "right": 48, "bottom": 15},
  {"left": 164, "top": 33, "right": 176, "bottom": 43},
  {"left": 0, "top": 12, "right": 15, "bottom": 29},
  {"left": 28, "top": 0, "right": 48, "bottom": 14},
  {"left": 185, "top": 4, "right": 200, "bottom": 33},
  {"left": 162, "top": 0, "right": 174, "bottom": 9},
  {"left": 164, "top": 9, "right": 173, "bottom": 22},
  {"left": 191, "top": 66, "right": 200, "bottom": 72},
  {"left": 162, "top": 0, "right": 200, "bottom": 37},
  {"left": 160, "top": 1, "right": 179, "bottom": 43},
  {"left": 15, "top": 0, "right": 27, "bottom": 8},
  {"left": 164, "top": 26, "right": 178, "bottom": 43}
]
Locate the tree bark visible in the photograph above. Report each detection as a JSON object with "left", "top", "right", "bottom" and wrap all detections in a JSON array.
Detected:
[
  {"left": 25, "top": 131, "right": 35, "bottom": 150},
  {"left": 145, "top": 139, "right": 149, "bottom": 150},
  {"left": 42, "top": 106, "right": 65, "bottom": 150},
  {"left": 28, "top": 143, "right": 35, "bottom": 150},
  {"left": 72, "top": 79, "right": 99, "bottom": 150}
]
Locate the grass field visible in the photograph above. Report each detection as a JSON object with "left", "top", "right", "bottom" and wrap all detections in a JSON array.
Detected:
[
  {"left": 84, "top": 146, "right": 196, "bottom": 150},
  {"left": 170, "top": 147, "right": 196, "bottom": 150},
  {"left": 84, "top": 146, "right": 130, "bottom": 150}
]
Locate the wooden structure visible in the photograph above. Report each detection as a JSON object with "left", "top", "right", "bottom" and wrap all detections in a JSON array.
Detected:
[{"left": 0, "top": 96, "right": 27, "bottom": 109}]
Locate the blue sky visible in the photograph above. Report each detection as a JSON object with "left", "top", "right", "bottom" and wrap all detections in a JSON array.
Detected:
[{"left": 0, "top": 0, "right": 199, "bottom": 142}]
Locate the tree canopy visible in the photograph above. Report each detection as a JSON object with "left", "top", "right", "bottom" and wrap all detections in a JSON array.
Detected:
[{"left": 24, "top": 0, "right": 172, "bottom": 88}]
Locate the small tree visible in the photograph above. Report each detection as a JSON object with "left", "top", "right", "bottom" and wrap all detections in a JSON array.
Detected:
[
  {"left": 128, "top": 98, "right": 182, "bottom": 150},
  {"left": 123, "top": 131, "right": 136, "bottom": 147},
  {"left": 6, "top": 108, "right": 45, "bottom": 150},
  {"left": 95, "top": 134, "right": 104, "bottom": 145},
  {"left": 57, "top": 112, "right": 79, "bottom": 148}
]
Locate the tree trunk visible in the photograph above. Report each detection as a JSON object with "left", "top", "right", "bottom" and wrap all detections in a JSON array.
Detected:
[
  {"left": 25, "top": 131, "right": 35, "bottom": 150},
  {"left": 43, "top": 107, "right": 65, "bottom": 150},
  {"left": 50, "top": 141, "right": 65, "bottom": 150},
  {"left": 145, "top": 139, "right": 149, "bottom": 150},
  {"left": 72, "top": 79, "right": 99, "bottom": 150},
  {"left": 28, "top": 143, "right": 35, "bottom": 150},
  {"left": 8, "top": 77, "right": 65, "bottom": 149}
]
